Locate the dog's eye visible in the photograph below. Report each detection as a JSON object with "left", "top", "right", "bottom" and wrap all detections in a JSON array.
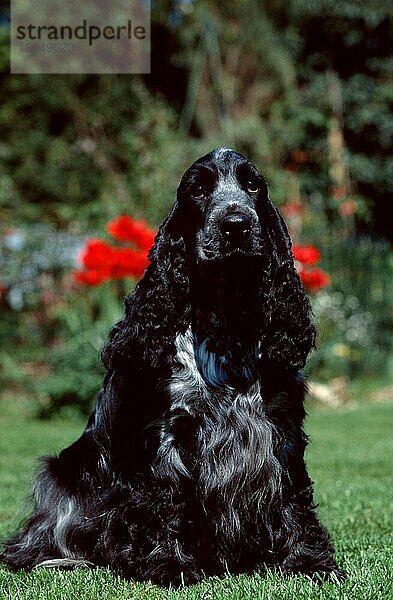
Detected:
[
  {"left": 190, "top": 184, "right": 205, "bottom": 199},
  {"left": 246, "top": 179, "right": 260, "bottom": 194}
]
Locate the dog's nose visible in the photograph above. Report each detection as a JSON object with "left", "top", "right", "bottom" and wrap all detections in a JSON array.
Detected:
[{"left": 220, "top": 213, "right": 251, "bottom": 244}]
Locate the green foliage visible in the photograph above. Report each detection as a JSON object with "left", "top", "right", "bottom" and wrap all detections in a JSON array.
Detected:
[
  {"left": 32, "top": 333, "right": 105, "bottom": 417},
  {"left": 1, "top": 1, "right": 391, "bottom": 231},
  {"left": 0, "top": 74, "right": 195, "bottom": 229},
  {"left": 1, "top": 1, "right": 392, "bottom": 411},
  {"left": 32, "top": 283, "right": 125, "bottom": 416},
  {"left": 316, "top": 235, "right": 392, "bottom": 379},
  {"left": 303, "top": 223, "right": 393, "bottom": 381}
]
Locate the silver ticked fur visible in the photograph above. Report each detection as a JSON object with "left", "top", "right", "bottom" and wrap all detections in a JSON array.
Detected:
[{"left": 156, "top": 328, "right": 283, "bottom": 553}]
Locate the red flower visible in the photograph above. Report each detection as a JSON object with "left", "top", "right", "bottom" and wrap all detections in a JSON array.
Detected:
[
  {"left": 292, "top": 245, "right": 320, "bottom": 265},
  {"left": 299, "top": 268, "right": 331, "bottom": 292},
  {"left": 78, "top": 239, "right": 115, "bottom": 271},
  {"left": 107, "top": 215, "right": 156, "bottom": 251},
  {"left": 0, "top": 282, "right": 7, "bottom": 299},
  {"left": 332, "top": 186, "right": 347, "bottom": 200},
  {"left": 73, "top": 269, "right": 107, "bottom": 286},
  {"left": 108, "top": 248, "right": 149, "bottom": 280},
  {"left": 339, "top": 199, "right": 357, "bottom": 217},
  {"left": 74, "top": 216, "right": 156, "bottom": 286},
  {"left": 285, "top": 163, "right": 298, "bottom": 173},
  {"left": 291, "top": 150, "right": 308, "bottom": 164},
  {"left": 282, "top": 203, "right": 303, "bottom": 217}
]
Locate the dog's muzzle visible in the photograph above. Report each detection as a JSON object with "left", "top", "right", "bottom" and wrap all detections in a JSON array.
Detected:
[
  {"left": 219, "top": 212, "right": 252, "bottom": 250},
  {"left": 197, "top": 205, "right": 262, "bottom": 263}
]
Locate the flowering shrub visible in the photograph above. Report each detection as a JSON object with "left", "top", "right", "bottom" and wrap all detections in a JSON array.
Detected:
[
  {"left": 292, "top": 244, "right": 331, "bottom": 293},
  {"left": 74, "top": 216, "right": 156, "bottom": 286}
]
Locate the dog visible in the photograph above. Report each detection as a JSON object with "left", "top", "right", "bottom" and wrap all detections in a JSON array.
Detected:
[{"left": 2, "top": 148, "right": 345, "bottom": 585}]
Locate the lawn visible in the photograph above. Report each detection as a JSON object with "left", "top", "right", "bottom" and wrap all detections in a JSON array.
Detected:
[{"left": 0, "top": 397, "right": 392, "bottom": 600}]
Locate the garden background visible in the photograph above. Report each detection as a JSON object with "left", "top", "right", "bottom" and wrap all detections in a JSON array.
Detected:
[{"left": 0, "top": 1, "right": 392, "bottom": 598}]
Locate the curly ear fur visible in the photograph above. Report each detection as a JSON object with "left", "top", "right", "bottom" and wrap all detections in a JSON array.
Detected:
[
  {"left": 101, "top": 202, "right": 191, "bottom": 372},
  {"left": 263, "top": 200, "right": 316, "bottom": 370}
]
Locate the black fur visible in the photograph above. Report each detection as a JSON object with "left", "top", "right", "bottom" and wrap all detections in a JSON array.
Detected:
[{"left": 1, "top": 148, "right": 345, "bottom": 586}]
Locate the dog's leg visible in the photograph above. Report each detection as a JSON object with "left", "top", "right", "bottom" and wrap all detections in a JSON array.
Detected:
[
  {"left": 142, "top": 533, "right": 201, "bottom": 587},
  {"left": 274, "top": 491, "right": 346, "bottom": 582},
  {"left": 1, "top": 452, "right": 99, "bottom": 571},
  {"left": 90, "top": 479, "right": 201, "bottom": 587}
]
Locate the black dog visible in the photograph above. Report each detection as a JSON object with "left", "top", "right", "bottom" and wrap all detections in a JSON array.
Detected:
[{"left": 2, "top": 148, "right": 345, "bottom": 585}]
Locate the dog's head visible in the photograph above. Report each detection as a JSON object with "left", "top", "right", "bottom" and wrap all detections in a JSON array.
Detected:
[
  {"left": 177, "top": 148, "right": 267, "bottom": 264},
  {"left": 103, "top": 148, "right": 315, "bottom": 373}
]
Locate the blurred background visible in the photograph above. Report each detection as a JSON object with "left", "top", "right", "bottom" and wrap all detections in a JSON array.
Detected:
[{"left": 0, "top": 0, "right": 392, "bottom": 417}]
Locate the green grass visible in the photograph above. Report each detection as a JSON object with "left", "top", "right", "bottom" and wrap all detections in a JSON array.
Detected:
[{"left": 0, "top": 398, "right": 392, "bottom": 599}]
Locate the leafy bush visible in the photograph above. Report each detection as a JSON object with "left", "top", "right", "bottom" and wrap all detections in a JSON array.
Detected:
[
  {"left": 1, "top": 2, "right": 392, "bottom": 414},
  {"left": 32, "top": 283, "right": 124, "bottom": 417},
  {"left": 309, "top": 235, "right": 393, "bottom": 380}
]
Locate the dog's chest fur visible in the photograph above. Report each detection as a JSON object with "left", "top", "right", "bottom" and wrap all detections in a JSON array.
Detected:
[{"left": 154, "top": 328, "right": 282, "bottom": 548}]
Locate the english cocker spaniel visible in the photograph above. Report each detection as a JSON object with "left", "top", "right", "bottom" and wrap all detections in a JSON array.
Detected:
[{"left": 2, "top": 148, "right": 345, "bottom": 585}]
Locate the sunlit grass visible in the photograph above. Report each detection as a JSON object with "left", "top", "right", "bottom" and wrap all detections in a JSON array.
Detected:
[{"left": 1, "top": 397, "right": 392, "bottom": 599}]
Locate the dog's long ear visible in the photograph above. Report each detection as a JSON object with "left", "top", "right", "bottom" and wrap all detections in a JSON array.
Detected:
[
  {"left": 101, "top": 202, "right": 190, "bottom": 372},
  {"left": 262, "top": 200, "right": 316, "bottom": 371}
]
